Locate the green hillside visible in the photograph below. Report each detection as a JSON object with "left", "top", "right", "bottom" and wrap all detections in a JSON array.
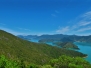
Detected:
[
  {"left": 0, "top": 55, "right": 91, "bottom": 68},
  {"left": 0, "top": 30, "right": 87, "bottom": 65},
  {"left": 54, "top": 42, "right": 79, "bottom": 50}
]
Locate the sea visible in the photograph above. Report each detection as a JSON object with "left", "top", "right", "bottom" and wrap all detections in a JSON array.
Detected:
[
  {"left": 30, "top": 39, "right": 91, "bottom": 63},
  {"left": 74, "top": 42, "right": 91, "bottom": 63}
]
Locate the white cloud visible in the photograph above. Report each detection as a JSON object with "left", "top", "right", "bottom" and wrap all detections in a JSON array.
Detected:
[
  {"left": 0, "top": 27, "right": 30, "bottom": 35},
  {"left": 51, "top": 14, "right": 57, "bottom": 17},
  {"left": 17, "top": 27, "right": 31, "bottom": 31},
  {"left": 82, "top": 11, "right": 91, "bottom": 17},
  {"left": 55, "top": 11, "right": 91, "bottom": 35},
  {"left": 72, "top": 11, "right": 91, "bottom": 31},
  {"left": 79, "top": 21, "right": 91, "bottom": 26},
  {"left": 77, "top": 11, "right": 91, "bottom": 27},
  {"left": 77, "top": 27, "right": 91, "bottom": 32},
  {"left": 56, "top": 26, "right": 70, "bottom": 34},
  {"left": 0, "top": 27, "right": 20, "bottom": 35}
]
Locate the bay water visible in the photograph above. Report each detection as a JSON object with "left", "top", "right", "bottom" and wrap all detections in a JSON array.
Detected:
[
  {"left": 74, "top": 42, "right": 91, "bottom": 63},
  {"left": 30, "top": 39, "right": 91, "bottom": 63}
]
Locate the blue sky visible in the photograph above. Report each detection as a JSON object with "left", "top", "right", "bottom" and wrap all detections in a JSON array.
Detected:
[{"left": 0, "top": 0, "right": 91, "bottom": 35}]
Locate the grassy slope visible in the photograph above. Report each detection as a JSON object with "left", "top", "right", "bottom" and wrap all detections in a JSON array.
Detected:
[{"left": 0, "top": 30, "right": 87, "bottom": 65}]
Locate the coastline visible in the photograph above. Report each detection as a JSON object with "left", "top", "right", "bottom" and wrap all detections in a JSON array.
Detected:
[{"left": 83, "top": 55, "right": 88, "bottom": 58}]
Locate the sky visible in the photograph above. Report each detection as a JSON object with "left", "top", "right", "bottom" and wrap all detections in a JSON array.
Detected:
[{"left": 0, "top": 0, "right": 91, "bottom": 36}]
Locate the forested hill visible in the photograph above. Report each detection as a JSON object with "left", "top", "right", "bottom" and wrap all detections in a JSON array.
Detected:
[{"left": 0, "top": 30, "right": 87, "bottom": 65}]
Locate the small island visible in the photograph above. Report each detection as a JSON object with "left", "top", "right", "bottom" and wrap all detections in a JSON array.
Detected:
[{"left": 54, "top": 42, "right": 80, "bottom": 50}]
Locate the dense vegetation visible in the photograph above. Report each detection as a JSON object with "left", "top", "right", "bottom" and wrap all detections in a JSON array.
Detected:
[
  {"left": 53, "top": 42, "right": 79, "bottom": 50},
  {"left": 49, "top": 55, "right": 91, "bottom": 68},
  {"left": 0, "top": 30, "right": 88, "bottom": 65},
  {"left": 0, "top": 55, "right": 91, "bottom": 68},
  {"left": 38, "top": 39, "right": 54, "bottom": 43}
]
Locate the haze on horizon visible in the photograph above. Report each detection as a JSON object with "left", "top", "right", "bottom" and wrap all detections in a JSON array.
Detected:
[{"left": 0, "top": 0, "right": 91, "bottom": 36}]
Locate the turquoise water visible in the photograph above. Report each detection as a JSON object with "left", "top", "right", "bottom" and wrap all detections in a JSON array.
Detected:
[
  {"left": 46, "top": 42, "right": 56, "bottom": 46},
  {"left": 74, "top": 42, "right": 91, "bottom": 63},
  {"left": 30, "top": 39, "right": 56, "bottom": 46},
  {"left": 30, "top": 39, "right": 39, "bottom": 43},
  {"left": 30, "top": 39, "right": 91, "bottom": 63}
]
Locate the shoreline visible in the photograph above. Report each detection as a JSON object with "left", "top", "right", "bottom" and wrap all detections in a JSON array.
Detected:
[{"left": 83, "top": 55, "right": 88, "bottom": 58}]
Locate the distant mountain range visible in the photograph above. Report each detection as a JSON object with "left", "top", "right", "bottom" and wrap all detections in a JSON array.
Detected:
[
  {"left": 0, "top": 30, "right": 87, "bottom": 65},
  {"left": 18, "top": 34, "right": 68, "bottom": 40},
  {"left": 18, "top": 34, "right": 91, "bottom": 43},
  {"left": 17, "top": 35, "right": 38, "bottom": 40}
]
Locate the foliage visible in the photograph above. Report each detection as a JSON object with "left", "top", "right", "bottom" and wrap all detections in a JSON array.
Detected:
[
  {"left": 49, "top": 55, "right": 91, "bottom": 68},
  {"left": 0, "top": 55, "right": 19, "bottom": 68},
  {"left": 0, "top": 55, "right": 91, "bottom": 68},
  {"left": 0, "top": 30, "right": 88, "bottom": 65}
]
